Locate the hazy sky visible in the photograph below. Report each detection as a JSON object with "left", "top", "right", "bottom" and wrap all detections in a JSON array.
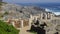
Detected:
[{"left": 3, "top": 0, "right": 60, "bottom": 3}]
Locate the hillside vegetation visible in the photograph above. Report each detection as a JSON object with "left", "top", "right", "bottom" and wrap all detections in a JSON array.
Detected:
[{"left": 0, "top": 20, "right": 19, "bottom": 34}]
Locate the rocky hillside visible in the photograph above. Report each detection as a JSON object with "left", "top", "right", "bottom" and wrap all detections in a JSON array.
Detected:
[{"left": 1, "top": 4, "right": 52, "bottom": 20}]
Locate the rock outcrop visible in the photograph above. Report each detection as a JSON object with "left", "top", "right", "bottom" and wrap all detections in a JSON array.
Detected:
[
  {"left": 1, "top": 4, "right": 47, "bottom": 20},
  {"left": 1, "top": 3, "right": 60, "bottom": 34}
]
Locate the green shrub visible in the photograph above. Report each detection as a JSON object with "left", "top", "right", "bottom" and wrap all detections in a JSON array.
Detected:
[
  {"left": 4, "top": 12, "right": 9, "bottom": 15},
  {"left": 0, "top": 20, "right": 19, "bottom": 34}
]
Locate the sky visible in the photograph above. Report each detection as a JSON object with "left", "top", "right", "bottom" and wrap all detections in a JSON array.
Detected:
[{"left": 3, "top": 0, "right": 60, "bottom": 3}]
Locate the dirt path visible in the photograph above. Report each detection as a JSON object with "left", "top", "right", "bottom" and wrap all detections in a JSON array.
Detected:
[{"left": 19, "top": 26, "right": 33, "bottom": 34}]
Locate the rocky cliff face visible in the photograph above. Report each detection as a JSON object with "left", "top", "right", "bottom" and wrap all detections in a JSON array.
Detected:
[
  {"left": 1, "top": 3, "right": 60, "bottom": 34},
  {"left": 29, "top": 18, "right": 60, "bottom": 34},
  {"left": 1, "top": 4, "right": 48, "bottom": 20}
]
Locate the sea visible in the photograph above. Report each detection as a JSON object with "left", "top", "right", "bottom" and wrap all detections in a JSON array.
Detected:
[{"left": 16, "top": 3, "right": 60, "bottom": 15}]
